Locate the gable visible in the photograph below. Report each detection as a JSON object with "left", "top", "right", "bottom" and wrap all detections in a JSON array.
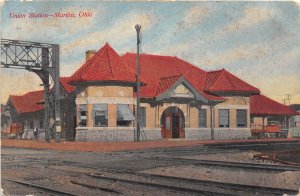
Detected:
[
  {"left": 156, "top": 77, "right": 208, "bottom": 103},
  {"left": 205, "top": 69, "right": 260, "bottom": 94},
  {"left": 170, "top": 84, "right": 194, "bottom": 98}
]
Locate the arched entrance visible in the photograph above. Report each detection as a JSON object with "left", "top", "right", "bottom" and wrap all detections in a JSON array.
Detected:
[{"left": 160, "top": 106, "right": 185, "bottom": 139}]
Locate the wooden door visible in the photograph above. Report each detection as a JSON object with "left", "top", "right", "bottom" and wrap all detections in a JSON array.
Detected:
[
  {"left": 162, "top": 114, "right": 172, "bottom": 138},
  {"left": 172, "top": 114, "right": 180, "bottom": 138}
]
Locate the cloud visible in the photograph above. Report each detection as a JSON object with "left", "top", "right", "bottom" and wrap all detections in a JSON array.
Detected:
[
  {"left": 0, "top": 0, "right": 6, "bottom": 8},
  {"left": 177, "top": 6, "right": 214, "bottom": 30},
  {"left": 160, "top": 42, "right": 190, "bottom": 56},
  {"left": 293, "top": 0, "right": 300, "bottom": 7},
  {"left": 61, "top": 13, "right": 154, "bottom": 55},
  {"left": 222, "top": 7, "right": 276, "bottom": 34},
  {"left": 0, "top": 71, "right": 42, "bottom": 104},
  {"left": 200, "top": 43, "right": 275, "bottom": 68}
]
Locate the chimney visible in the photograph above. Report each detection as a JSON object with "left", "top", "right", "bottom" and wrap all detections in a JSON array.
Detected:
[{"left": 85, "top": 50, "right": 96, "bottom": 62}]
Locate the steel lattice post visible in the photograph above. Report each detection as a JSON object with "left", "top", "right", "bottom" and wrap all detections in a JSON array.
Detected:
[
  {"left": 1, "top": 39, "right": 61, "bottom": 143},
  {"left": 52, "top": 44, "right": 61, "bottom": 143}
]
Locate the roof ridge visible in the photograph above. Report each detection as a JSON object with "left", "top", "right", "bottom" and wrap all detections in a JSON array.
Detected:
[
  {"left": 207, "top": 70, "right": 223, "bottom": 90},
  {"left": 223, "top": 70, "right": 237, "bottom": 89},
  {"left": 207, "top": 69, "right": 224, "bottom": 73},
  {"left": 123, "top": 52, "right": 181, "bottom": 60},
  {"left": 105, "top": 44, "right": 114, "bottom": 79},
  {"left": 159, "top": 74, "right": 182, "bottom": 80},
  {"left": 124, "top": 53, "right": 206, "bottom": 75}
]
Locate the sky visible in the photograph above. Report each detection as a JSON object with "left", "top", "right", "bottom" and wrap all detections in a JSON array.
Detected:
[{"left": 0, "top": 1, "right": 299, "bottom": 105}]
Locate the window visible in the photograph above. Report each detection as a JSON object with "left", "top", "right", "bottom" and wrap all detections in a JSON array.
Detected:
[
  {"left": 29, "top": 121, "right": 34, "bottom": 129},
  {"left": 79, "top": 104, "right": 87, "bottom": 127},
  {"left": 219, "top": 109, "right": 229, "bottom": 128},
  {"left": 117, "top": 104, "right": 135, "bottom": 127},
  {"left": 139, "top": 107, "right": 146, "bottom": 127},
  {"left": 237, "top": 109, "right": 247, "bottom": 128},
  {"left": 39, "top": 119, "right": 43, "bottom": 129},
  {"left": 165, "top": 116, "right": 171, "bottom": 129},
  {"left": 199, "top": 109, "right": 207, "bottom": 128},
  {"left": 179, "top": 116, "right": 184, "bottom": 128},
  {"left": 93, "top": 104, "right": 108, "bottom": 127}
]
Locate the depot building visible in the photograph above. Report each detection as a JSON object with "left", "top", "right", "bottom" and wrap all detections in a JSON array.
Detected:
[
  {"left": 2, "top": 43, "right": 298, "bottom": 141},
  {"left": 67, "top": 43, "right": 265, "bottom": 141}
]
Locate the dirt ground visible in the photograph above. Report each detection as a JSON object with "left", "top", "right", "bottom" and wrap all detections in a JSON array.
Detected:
[
  {"left": 2, "top": 141, "right": 300, "bottom": 195},
  {"left": 2, "top": 138, "right": 300, "bottom": 152},
  {"left": 143, "top": 165, "right": 300, "bottom": 190}
]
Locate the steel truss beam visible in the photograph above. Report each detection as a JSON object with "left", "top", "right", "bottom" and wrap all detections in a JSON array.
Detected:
[{"left": 1, "top": 39, "right": 61, "bottom": 142}]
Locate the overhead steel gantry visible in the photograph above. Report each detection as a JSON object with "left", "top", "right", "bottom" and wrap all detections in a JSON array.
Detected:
[{"left": 1, "top": 39, "right": 61, "bottom": 143}]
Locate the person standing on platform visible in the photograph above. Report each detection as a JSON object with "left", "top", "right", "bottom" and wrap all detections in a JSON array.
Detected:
[{"left": 33, "top": 126, "right": 39, "bottom": 140}]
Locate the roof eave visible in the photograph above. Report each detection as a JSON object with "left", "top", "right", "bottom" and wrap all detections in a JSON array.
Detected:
[{"left": 68, "top": 80, "right": 146, "bottom": 87}]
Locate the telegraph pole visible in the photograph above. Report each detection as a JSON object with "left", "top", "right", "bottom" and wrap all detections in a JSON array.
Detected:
[
  {"left": 285, "top": 94, "right": 291, "bottom": 105},
  {"left": 135, "top": 24, "right": 141, "bottom": 142}
]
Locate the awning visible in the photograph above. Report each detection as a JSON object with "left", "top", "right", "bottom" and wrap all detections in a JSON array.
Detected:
[{"left": 117, "top": 105, "right": 135, "bottom": 121}]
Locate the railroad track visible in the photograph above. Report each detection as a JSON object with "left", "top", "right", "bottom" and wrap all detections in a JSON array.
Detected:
[
  {"left": 4, "top": 157, "right": 299, "bottom": 195},
  {"left": 88, "top": 169, "right": 299, "bottom": 196},
  {"left": 2, "top": 177, "right": 78, "bottom": 196},
  {"left": 3, "top": 151, "right": 300, "bottom": 173},
  {"left": 123, "top": 141, "right": 300, "bottom": 156},
  {"left": 87, "top": 172, "right": 228, "bottom": 195},
  {"left": 2, "top": 165, "right": 299, "bottom": 196},
  {"left": 149, "top": 157, "right": 300, "bottom": 171},
  {"left": 2, "top": 142, "right": 300, "bottom": 195}
]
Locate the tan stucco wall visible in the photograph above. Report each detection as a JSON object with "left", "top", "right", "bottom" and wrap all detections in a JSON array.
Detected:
[
  {"left": 76, "top": 85, "right": 251, "bottom": 130},
  {"left": 190, "top": 107, "right": 198, "bottom": 128},
  {"left": 86, "top": 86, "right": 133, "bottom": 98},
  {"left": 140, "top": 103, "right": 156, "bottom": 129},
  {"left": 220, "top": 96, "right": 249, "bottom": 105},
  {"left": 76, "top": 85, "right": 135, "bottom": 128},
  {"left": 213, "top": 96, "right": 250, "bottom": 128},
  {"left": 108, "top": 104, "right": 117, "bottom": 127},
  {"left": 138, "top": 96, "right": 250, "bottom": 130},
  {"left": 87, "top": 104, "right": 93, "bottom": 127}
]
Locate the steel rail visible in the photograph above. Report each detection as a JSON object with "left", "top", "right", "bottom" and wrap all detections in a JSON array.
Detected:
[
  {"left": 89, "top": 170, "right": 299, "bottom": 195},
  {"left": 151, "top": 157, "right": 300, "bottom": 171},
  {"left": 2, "top": 177, "right": 79, "bottom": 196},
  {"left": 2, "top": 156, "right": 299, "bottom": 195},
  {"left": 88, "top": 173, "right": 229, "bottom": 196}
]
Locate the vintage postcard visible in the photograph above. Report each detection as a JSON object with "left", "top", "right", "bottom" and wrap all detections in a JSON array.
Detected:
[{"left": 1, "top": 1, "right": 300, "bottom": 195}]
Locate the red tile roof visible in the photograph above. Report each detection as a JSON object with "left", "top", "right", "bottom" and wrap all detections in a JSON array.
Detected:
[
  {"left": 66, "top": 44, "right": 259, "bottom": 100},
  {"left": 155, "top": 75, "right": 225, "bottom": 101},
  {"left": 10, "top": 90, "right": 44, "bottom": 114},
  {"left": 122, "top": 53, "right": 209, "bottom": 98},
  {"left": 205, "top": 69, "right": 260, "bottom": 93},
  {"left": 60, "top": 77, "right": 75, "bottom": 93},
  {"left": 8, "top": 77, "right": 75, "bottom": 115},
  {"left": 250, "top": 94, "right": 299, "bottom": 116},
  {"left": 156, "top": 75, "right": 182, "bottom": 96},
  {"left": 69, "top": 43, "right": 137, "bottom": 85}
]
